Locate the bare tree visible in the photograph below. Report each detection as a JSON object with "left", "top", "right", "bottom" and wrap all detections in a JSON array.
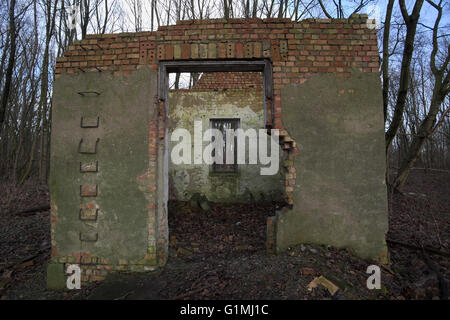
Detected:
[
  {"left": 382, "top": 0, "right": 395, "bottom": 123},
  {"left": 0, "top": 0, "right": 17, "bottom": 132},
  {"left": 318, "top": 0, "right": 371, "bottom": 19},
  {"left": 125, "top": 0, "right": 143, "bottom": 32},
  {"left": 392, "top": 0, "right": 450, "bottom": 189},
  {"left": 21, "top": 0, "right": 58, "bottom": 184},
  {"left": 385, "top": 0, "right": 425, "bottom": 156}
]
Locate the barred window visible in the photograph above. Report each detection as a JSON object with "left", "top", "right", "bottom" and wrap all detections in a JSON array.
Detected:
[{"left": 210, "top": 119, "right": 239, "bottom": 173}]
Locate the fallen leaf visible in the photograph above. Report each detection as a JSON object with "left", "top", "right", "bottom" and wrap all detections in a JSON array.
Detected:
[{"left": 300, "top": 267, "right": 316, "bottom": 276}]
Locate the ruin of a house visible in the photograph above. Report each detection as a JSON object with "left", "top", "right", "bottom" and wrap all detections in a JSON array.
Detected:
[{"left": 47, "top": 14, "right": 388, "bottom": 288}]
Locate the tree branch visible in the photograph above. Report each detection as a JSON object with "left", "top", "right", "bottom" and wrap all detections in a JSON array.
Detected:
[{"left": 317, "top": 0, "right": 332, "bottom": 19}]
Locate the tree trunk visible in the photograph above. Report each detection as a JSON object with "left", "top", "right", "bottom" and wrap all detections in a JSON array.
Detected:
[
  {"left": 393, "top": 80, "right": 449, "bottom": 190},
  {"left": 224, "top": 0, "right": 229, "bottom": 18},
  {"left": 385, "top": 0, "right": 424, "bottom": 152},
  {"left": 382, "top": 0, "right": 394, "bottom": 123},
  {"left": 0, "top": 0, "right": 17, "bottom": 132},
  {"left": 392, "top": 0, "right": 449, "bottom": 190}
]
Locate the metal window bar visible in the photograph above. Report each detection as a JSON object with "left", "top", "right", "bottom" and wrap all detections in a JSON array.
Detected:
[{"left": 211, "top": 119, "right": 239, "bottom": 173}]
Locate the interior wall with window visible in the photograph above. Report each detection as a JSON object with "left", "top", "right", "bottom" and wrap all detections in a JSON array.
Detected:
[{"left": 167, "top": 72, "right": 284, "bottom": 203}]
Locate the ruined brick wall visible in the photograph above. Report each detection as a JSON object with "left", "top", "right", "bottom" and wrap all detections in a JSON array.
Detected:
[
  {"left": 50, "top": 14, "right": 383, "bottom": 286},
  {"left": 55, "top": 13, "right": 379, "bottom": 208},
  {"left": 192, "top": 72, "right": 263, "bottom": 90}
]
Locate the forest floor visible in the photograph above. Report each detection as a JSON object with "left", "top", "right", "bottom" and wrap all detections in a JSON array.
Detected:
[{"left": 0, "top": 169, "right": 448, "bottom": 300}]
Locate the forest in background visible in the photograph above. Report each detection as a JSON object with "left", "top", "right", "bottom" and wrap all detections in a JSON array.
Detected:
[{"left": 0, "top": 0, "right": 448, "bottom": 191}]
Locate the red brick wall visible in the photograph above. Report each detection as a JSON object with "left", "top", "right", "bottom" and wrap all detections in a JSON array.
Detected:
[
  {"left": 56, "top": 14, "right": 379, "bottom": 131},
  {"left": 192, "top": 72, "right": 263, "bottom": 90}
]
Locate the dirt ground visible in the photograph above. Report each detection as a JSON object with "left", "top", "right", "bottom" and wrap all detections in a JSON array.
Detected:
[{"left": 0, "top": 169, "right": 448, "bottom": 300}]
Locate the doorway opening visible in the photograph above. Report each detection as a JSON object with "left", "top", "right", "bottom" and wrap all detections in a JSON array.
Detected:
[{"left": 160, "top": 60, "right": 286, "bottom": 260}]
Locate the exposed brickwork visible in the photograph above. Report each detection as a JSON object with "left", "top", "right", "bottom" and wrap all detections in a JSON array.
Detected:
[
  {"left": 170, "top": 87, "right": 263, "bottom": 111},
  {"left": 191, "top": 72, "right": 263, "bottom": 90},
  {"left": 55, "top": 14, "right": 379, "bottom": 128},
  {"left": 52, "top": 14, "right": 380, "bottom": 283}
]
